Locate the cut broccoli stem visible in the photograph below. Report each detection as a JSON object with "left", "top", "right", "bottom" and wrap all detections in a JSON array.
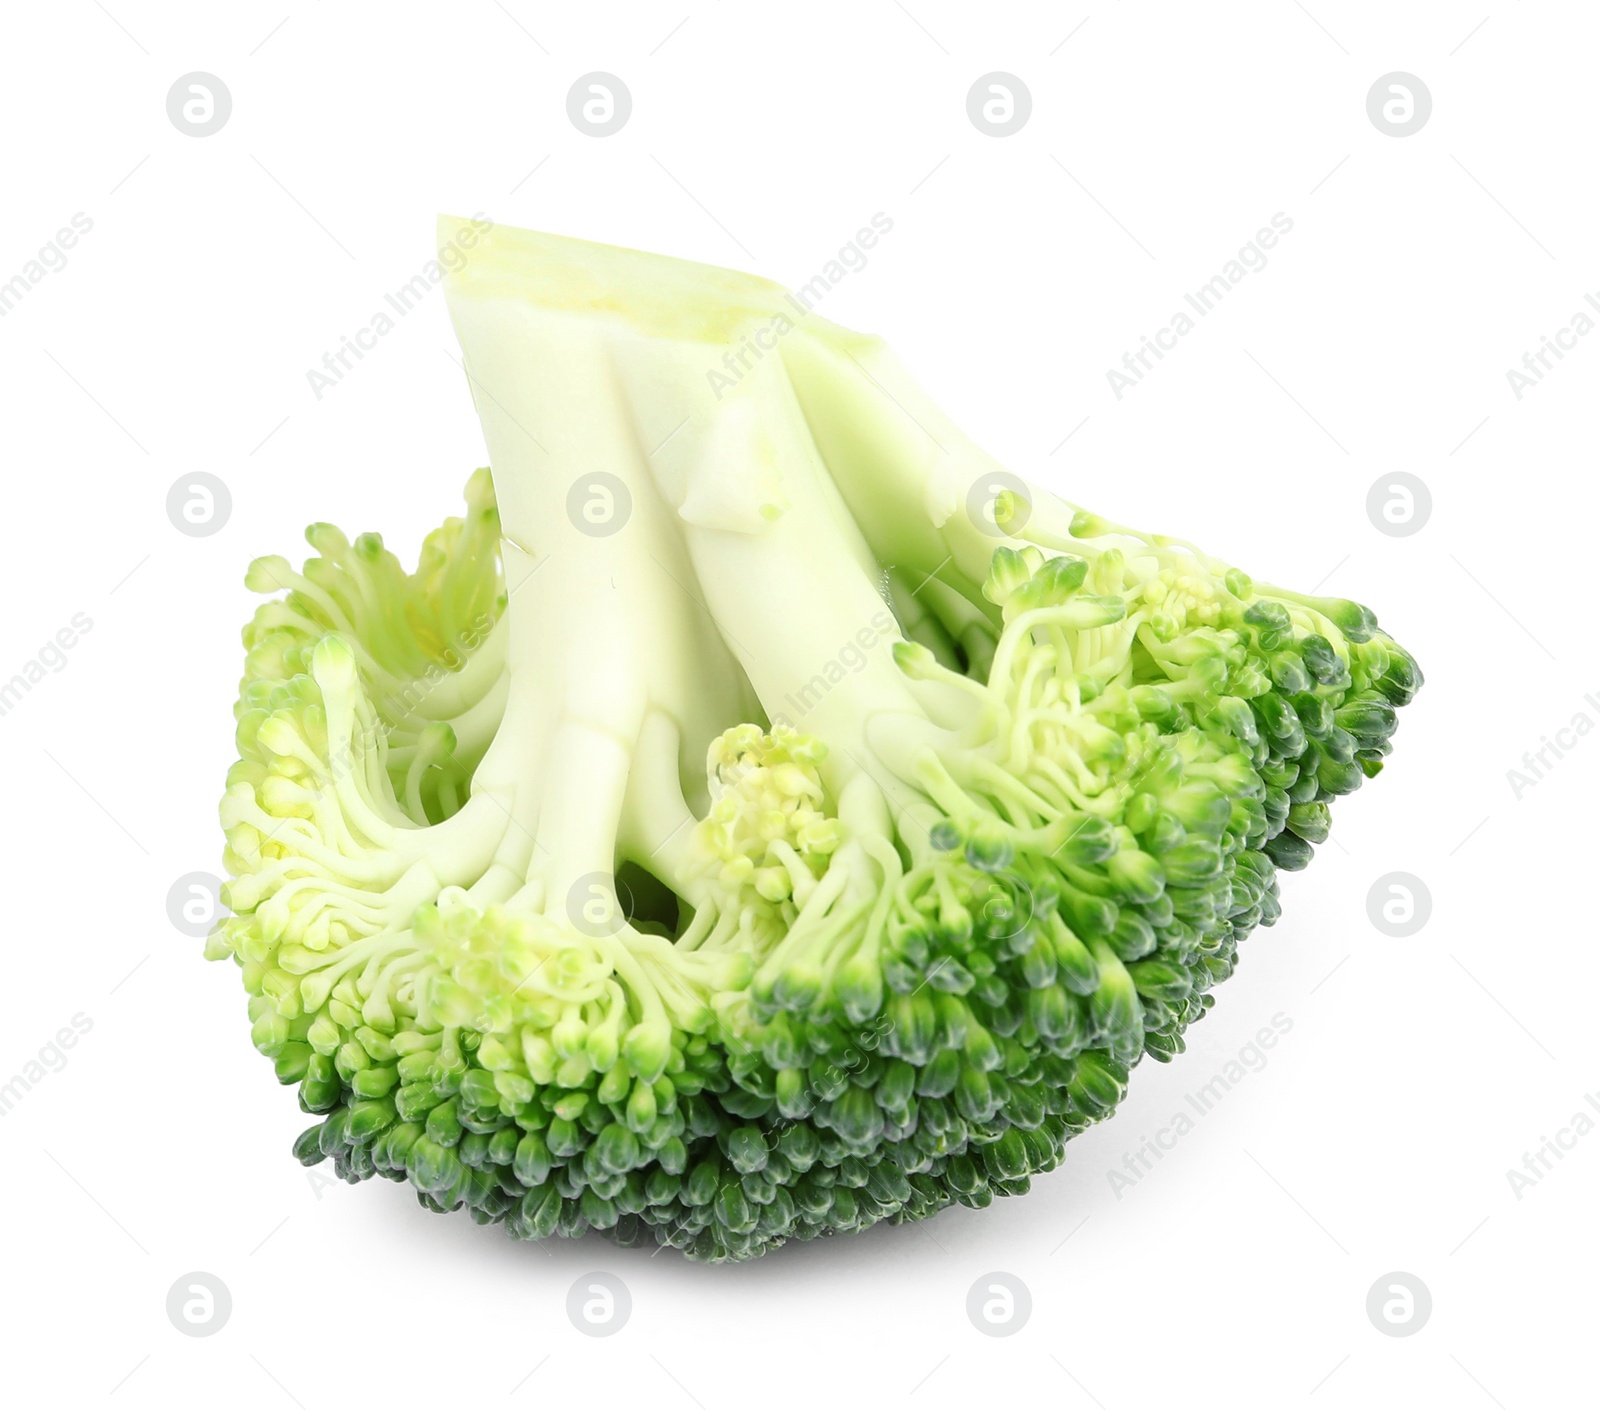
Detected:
[
  {"left": 630, "top": 345, "right": 939, "bottom": 816},
  {"left": 212, "top": 219, "right": 1420, "bottom": 1266}
]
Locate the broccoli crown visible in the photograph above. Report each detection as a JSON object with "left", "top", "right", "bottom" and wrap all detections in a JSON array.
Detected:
[{"left": 209, "top": 220, "right": 1421, "bottom": 1262}]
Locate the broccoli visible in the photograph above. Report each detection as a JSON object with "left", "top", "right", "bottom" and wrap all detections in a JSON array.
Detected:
[{"left": 209, "top": 217, "right": 1421, "bottom": 1262}]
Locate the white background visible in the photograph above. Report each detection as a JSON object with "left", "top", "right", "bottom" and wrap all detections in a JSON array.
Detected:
[{"left": 1, "top": 3, "right": 1593, "bottom": 1406}]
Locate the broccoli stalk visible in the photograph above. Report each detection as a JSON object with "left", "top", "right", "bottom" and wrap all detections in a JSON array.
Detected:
[{"left": 208, "top": 218, "right": 1420, "bottom": 1261}]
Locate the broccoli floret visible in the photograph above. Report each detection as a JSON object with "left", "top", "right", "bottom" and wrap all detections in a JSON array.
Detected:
[{"left": 209, "top": 218, "right": 1421, "bottom": 1262}]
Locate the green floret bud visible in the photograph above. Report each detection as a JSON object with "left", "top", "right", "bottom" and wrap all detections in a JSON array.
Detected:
[
  {"left": 292, "top": 1124, "right": 327, "bottom": 1166},
  {"left": 1105, "top": 910, "right": 1158, "bottom": 962},
  {"left": 1269, "top": 651, "right": 1311, "bottom": 694},
  {"left": 1285, "top": 800, "right": 1331, "bottom": 843},
  {"left": 410, "top": 1137, "right": 463, "bottom": 1194},
  {"left": 1048, "top": 925, "right": 1100, "bottom": 995},
  {"left": 1243, "top": 600, "right": 1291, "bottom": 635},
  {"left": 772, "top": 1067, "right": 810, "bottom": 1118},
  {"left": 825, "top": 1087, "right": 885, "bottom": 1148},
  {"left": 1298, "top": 633, "right": 1345, "bottom": 685},
  {"left": 1011, "top": 555, "right": 1091, "bottom": 611},
  {"left": 892, "top": 639, "right": 937, "bottom": 678},
  {"left": 1126, "top": 960, "right": 1193, "bottom": 1004},
  {"left": 1162, "top": 839, "right": 1224, "bottom": 885},
  {"left": 982, "top": 546, "right": 1034, "bottom": 605},
  {"left": 926, "top": 958, "right": 975, "bottom": 994},
  {"left": 1263, "top": 832, "right": 1314, "bottom": 870},
  {"left": 915, "top": 1048, "right": 961, "bottom": 1098},
  {"left": 1372, "top": 641, "right": 1423, "bottom": 705},
  {"left": 1050, "top": 814, "right": 1118, "bottom": 866},
  {"left": 1038, "top": 554, "right": 1089, "bottom": 597},
  {"left": 725, "top": 1125, "right": 769, "bottom": 1174},
  {"left": 1212, "top": 697, "right": 1259, "bottom": 747},
  {"left": 658, "top": 1136, "right": 689, "bottom": 1174},
  {"left": 1161, "top": 780, "right": 1230, "bottom": 835},
  {"left": 964, "top": 825, "right": 1015, "bottom": 874},
  {"left": 347, "top": 1098, "right": 397, "bottom": 1141},
  {"left": 769, "top": 963, "right": 824, "bottom": 1013},
  {"left": 955, "top": 1068, "right": 998, "bottom": 1122},
  {"left": 1086, "top": 943, "right": 1143, "bottom": 1062},
  {"left": 513, "top": 1131, "right": 552, "bottom": 1186},
  {"left": 1315, "top": 754, "right": 1365, "bottom": 796},
  {"left": 1313, "top": 596, "right": 1378, "bottom": 643},
  {"left": 963, "top": 1025, "right": 1003, "bottom": 1071},
  {"left": 879, "top": 1059, "right": 918, "bottom": 1109},
  {"left": 1335, "top": 699, "right": 1397, "bottom": 742},
  {"left": 883, "top": 993, "right": 939, "bottom": 1065},
  {"left": 1254, "top": 692, "right": 1302, "bottom": 742},
  {"left": 1130, "top": 686, "right": 1179, "bottom": 727},
  {"left": 776, "top": 1123, "right": 820, "bottom": 1172},
  {"left": 1028, "top": 986, "right": 1089, "bottom": 1050},
  {"left": 594, "top": 1123, "right": 641, "bottom": 1174},
  {"left": 1070, "top": 1049, "right": 1129, "bottom": 1114},
  {"left": 1104, "top": 847, "right": 1165, "bottom": 903}
]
